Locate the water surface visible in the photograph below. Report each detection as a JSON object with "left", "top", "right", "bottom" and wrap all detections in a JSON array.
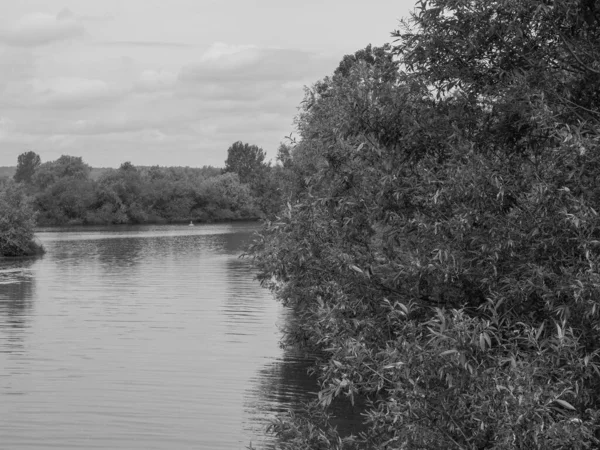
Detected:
[{"left": 0, "top": 223, "right": 318, "bottom": 449}]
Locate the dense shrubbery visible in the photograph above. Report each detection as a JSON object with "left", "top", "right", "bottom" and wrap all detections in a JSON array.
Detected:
[
  {"left": 10, "top": 142, "right": 285, "bottom": 226},
  {"left": 0, "top": 183, "right": 44, "bottom": 257},
  {"left": 250, "top": 0, "right": 600, "bottom": 448}
]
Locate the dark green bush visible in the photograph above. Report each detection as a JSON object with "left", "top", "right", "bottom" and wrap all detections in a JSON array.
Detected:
[
  {"left": 250, "top": 1, "right": 600, "bottom": 447},
  {"left": 0, "top": 183, "right": 44, "bottom": 257}
]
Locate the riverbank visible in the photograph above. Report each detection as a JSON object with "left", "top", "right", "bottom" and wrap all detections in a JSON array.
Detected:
[
  {"left": 0, "top": 183, "right": 45, "bottom": 258},
  {"left": 0, "top": 239, "right": 45, "bottom": 258},
  {"left": 34, "top": 215, "right": 262, "bottom": 228}
]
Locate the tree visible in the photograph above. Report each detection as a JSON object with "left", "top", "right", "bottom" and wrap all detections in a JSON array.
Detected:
[
  {"left": 0, "top": 183, "right": 43, "bottom": 256},
  {"left": 223, "top": 141, "right": 267, "bottom": 185},
  {"left": 93, "top": 162, "right": 146, "bottom": 224},
  {"left": 14, "top": 151, "right": 41, "bottom": 184},
  {"left": 394, "top": 0, "right": 600, "bottom": 153},
  {"left": 31, "top": 155, "right": 94, "bottom": 225},
  {"left": 250, "top": 12, "right": 600, "bottom": 446},
  {"left": 276, "top": 143, "right": 293, "bottom": 169},
  {"left": 32, "top": 155, "right": 91, "bottom": 190}
]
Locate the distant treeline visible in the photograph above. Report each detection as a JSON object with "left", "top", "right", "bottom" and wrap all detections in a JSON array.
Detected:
[
  {"left": 3, "top": 142, "right": 287, "bottom": 227},
  {"left": 1, "top": 166, "right": 114, "bottom": 183}
]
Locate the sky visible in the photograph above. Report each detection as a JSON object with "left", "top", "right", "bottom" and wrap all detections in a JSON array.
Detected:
[{"left": 0, "top": 0, "right": 415, "bottom": 168}]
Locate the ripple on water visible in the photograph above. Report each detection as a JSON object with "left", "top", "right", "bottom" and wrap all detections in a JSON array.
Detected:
[{"left": 0, "top": 224, "right": 342, "bottom": 450}]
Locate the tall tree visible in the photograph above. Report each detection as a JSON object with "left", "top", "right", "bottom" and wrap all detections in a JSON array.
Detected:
[
  {"left": 32, "top": 155, "right": 91, "bottom": 190},
  {"left": 30, "top": 155, "right": 94, "bottom": 225},
  {"left": 13, "top": 151, "right": 41, "bottom": 184},
  {"left": 223, "top": 141, "right": 267, "bottom": 185}
]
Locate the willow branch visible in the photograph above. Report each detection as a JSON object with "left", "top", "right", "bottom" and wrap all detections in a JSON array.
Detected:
[{"left": 559, "top": 33, "right": 600, "bottom": 75}]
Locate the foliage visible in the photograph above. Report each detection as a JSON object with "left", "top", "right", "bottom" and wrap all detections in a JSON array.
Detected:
[
  {"left": 249, "top": 1, "right": 600, "bottom": 448},
  {"left": 224, "top": 141, "right": 268, "bottom": 185},
  {"left": 32, "top": 155, "right": 91, "bottom": 191},
  {"left": 15, "top": 153, "right": 264, "bottom": 226},
  {"left": 0, "top": 183, "right": 43, "bottom": 257},
  {"left": 223, "top": 140, "right": 288, "bottom": 217},
  {"left": 35, "top": 176, "right": 96, "bottom": 225},
  {"left": 7, "top": 140, "right": 282, "bottom": 225},
  {"left": 31, "top": 155, "right": 95, "bottom": 225},
  {"left": 265, "top": 404, "right": 360, "bottom": 450},
  {"left": 13, "top": 151, "right": 41, "bottom": 184},
  {"left": 195, "top": 172, "right": 258, "bottom": 220}
]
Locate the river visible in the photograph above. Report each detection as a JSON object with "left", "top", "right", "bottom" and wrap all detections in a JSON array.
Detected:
[{"left": 0, "top": 222, "right": 322, "bottom": 449}]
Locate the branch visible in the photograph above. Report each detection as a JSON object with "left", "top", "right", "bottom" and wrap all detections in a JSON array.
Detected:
[
  {"left": 559, "top": 33, "right": 600, "bottom": 75},
  {"left": 551, "top": 91, "right": 600, "bottom": 124},
  {"left": 362, "top": 362, "right": 396, "bottom": 385}
]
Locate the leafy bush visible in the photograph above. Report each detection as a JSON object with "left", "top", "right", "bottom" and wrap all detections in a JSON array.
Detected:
[
  {"left": 0, "top": 183, "right": 44, "bottom": 257},
  {"left": 250, "top": 1, "right": 600, "bottom": 447},
  {"left": 18, "top": 154, "right": 265, "bottom": 226}
]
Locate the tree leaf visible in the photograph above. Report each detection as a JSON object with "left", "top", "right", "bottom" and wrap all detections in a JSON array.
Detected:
[
  {"left": 349, "top": 264, "right": 363, "bottom": 274},
  {"left": 554, "top": 399, "right": 576, "bottom": 410}
]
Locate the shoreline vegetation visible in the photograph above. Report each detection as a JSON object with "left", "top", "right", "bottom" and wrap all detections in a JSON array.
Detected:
[
  {"left": 247, "top": 0, "right": 600, "bottom": 449},
  {"left": 2, "top": 145, "right": 282, "bottom": 222},
  {"left": 1, "top": 142, "right": 281, "bottom": 256},
  {"left": 32, "top": 216, "right": 262, "bottom": 231},
  {"left": 0, "top": 239, "right": 45, "bottom": 259},
  {"left": 0, "top": 183, "right": 45, "bottom": 258}
]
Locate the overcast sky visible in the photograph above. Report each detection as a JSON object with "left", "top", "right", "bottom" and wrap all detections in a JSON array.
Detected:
[{"left": 0, "top": 0, "right": 414, "bottom": 168}]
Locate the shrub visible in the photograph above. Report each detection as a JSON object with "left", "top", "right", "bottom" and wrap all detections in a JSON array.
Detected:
[{"left": 0, "top": 183, "right": 44, "bottom": 257}]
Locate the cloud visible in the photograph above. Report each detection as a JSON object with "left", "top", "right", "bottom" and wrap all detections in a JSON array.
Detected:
[
  {"left": 201, "top": 42, "right": 258, "bottom": 63},
  {"left": 19, "top": 117, "right": 155, "bottom": 137},
  {"left": 0, "top": 76, "right": 121, "bottom": 110},
  {"left": 79, "top": 13, "right": 115, "bottom": 23},
  {"left": 98, "top": 41, "right": 193, "bottom": 49},
  {"left": 0, "top": 40, "right": 340, "bottom": 168},
  {"left": 134, "top": 70, "right": 177, "bottom": 92},
  {"left": 0, "top": 116, "right": 16, "bottom": 141},
  {"left": 0, "top": 9, "right": 84, "bottom": 47},
  {"left": 67, "top": 117, "right": 166, "bottom": 136},
  {"left": 47, "top": 133, "right": 77, "bottom": 148},
  {"left": 21, "top": 110, "right": 194, "bottom": 137},
  {"left": 29, "top": 77, "right": 118, "bottom": 108},
  {"left": 179, "top": 42, "right": 335, "bottom": 84},
  {"left": 173, "top": 42, "right": 338, "bottom": 119},
  {"left": 0, "top": 48, "right": 36, "bottom": 87},
  {"left": 32, "top": 77, "right": 115, "bottom": 107}
]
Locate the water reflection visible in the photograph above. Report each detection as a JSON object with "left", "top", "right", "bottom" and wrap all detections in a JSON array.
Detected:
[
  {"left": 0, "top": 259, "right": 37, "bottom": 352},
  {"left": 96, "top": 237, "right": 144, "bottom": 272},
  {"left": 250, "top": 349, "right": 318, "bottom": 412},
  {"left": 245, "top": 311, "right": 368, "bottom": 448},
  {"left": 0, "top": 224, "right": 361, "bottom": 449},
  {"left": 222, "top": 257, "right": 272, "bottom": 343},
  {"left": 218, "top": 229, "right": 256, "bottom": 255}
]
